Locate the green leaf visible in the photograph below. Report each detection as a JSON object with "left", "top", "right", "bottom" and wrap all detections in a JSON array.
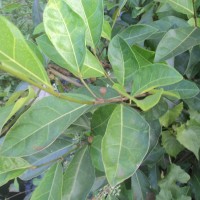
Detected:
[
  {"left": 132, "top": 64, "right": 183, "bottom": 95},
  {"left": 155, "top": 27, "right": 200, "bottom": 62},
  {"left": 162, "top": 131, "right": 184, "bottom": 157},
  {"left": 81, "top": 50, "right": 105, "bottom": 79},
  {"left": 43, "top": 0, "right": 86, "bottom": 77},
  {"left": 190, "top": 164, "right": 200, "bottom": 200},
  {"left": 102, "top": 20, "right": 112, "bottom": 40},
  {"left": 0, "top": 16, "right": 51, "bottom": 88},
  {"left": 167, "top": 0, "right": 194, "bottom": 16},
  {"left": 30, "top": 162, "right": 63, "bottom": 200},
  {"left": 102, "top": 104, "right": 150, "bottom": 187},
  {"left": 163, "top": 80, "right": 199, "bottom": 99},
  {"left": 157, "top": 164, "right": 190, "bottom": 199},
  {"left": 134, "top": 89, "right": 163, "bottom": 111},
  {"left": 91, "top": 104, "right": 117, "bottom": 136},
  {"left": 131, "top": 169, "right": 151, "bottom": 200},
  {"left": 65, "top": 0, "right": 103, "bottom": 49},
  {"left": 0, "top": 96, "right": 91, "bottom": 157},
  {"left": 108, "top": 36, "right": 139, "bottom": 86},
  {"left": 0, "top": 157, "right": 31, "bottom": 187},
  {"left": 62, "top": 146, "right": 95, "bottom": 200},
  {"left": 119, "top": 24, "right": 158, "bottom": 45},
  {"left": 176, "top": 123, "right": 200, "bottom": 159},
  {"left": 90, "top": 135, "right": 104, "bottom": 172},
  {"left": 160, "top": 102, "right": 183, "bottom": 127}
]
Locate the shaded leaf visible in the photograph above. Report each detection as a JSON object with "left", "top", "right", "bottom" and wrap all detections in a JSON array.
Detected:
[
  {"left": 43, "top": 0, "right": 86, "bottom": 77},
  {"left": 108, "top": 36, "right": 139, "bottom": 86},
  {"left": 132, "top": 64, "right": 182, "bottom": 95},
  {"left": 30, "top": 162, "right": 63, "bottom": 200},
  {"left": 0, "top": 157, "right": 31, "bottom": 187},
  {"left": 62, "top": 146, "right": 95, "bottom": 200},
  {"left": 190, "top": 164, "right": 200, "bottom": 200},
  {"left": 102, "top": 104, "right": 150, "bottom": 187},
  {"left": 0, "top": 96, "right": 91, "bottom": 157},
  {"left": 0, "top": 16, "right": 51, "bottom": 88},
  {"left": 155, "top": 27, "right": 200, "bottom": 62}
]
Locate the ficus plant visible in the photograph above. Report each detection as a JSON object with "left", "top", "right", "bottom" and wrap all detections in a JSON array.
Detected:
[{"left": 0, "top": 0, "right": 200, "bottom": 199}]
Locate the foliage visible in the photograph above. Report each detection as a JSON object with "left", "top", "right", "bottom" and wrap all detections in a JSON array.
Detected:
[{"left": 0, "top": 0, "right": 200, "bottom": 199}]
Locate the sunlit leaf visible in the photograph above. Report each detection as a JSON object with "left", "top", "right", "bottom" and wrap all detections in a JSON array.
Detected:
[{"left": 102, "top": 104, "right": 150, "bottom": 187}]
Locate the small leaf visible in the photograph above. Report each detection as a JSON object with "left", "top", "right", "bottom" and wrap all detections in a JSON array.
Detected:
[
  {"left": 131, "top": 169, "right": 151, "bottom": 200},
  {"left": 160, "top": 102, "right": 183, "bottom": 127},
  {"left": 119, "top": 24, "right": 158, "bottom": 45},
  {"left": 81, "top": 50, "right": 105, "bottom": 79},
  {"left": 102, "top": 104, "right": 150, "bottom": 187},
  {"left": 0, "top": 96, "right": 91, "bottom": 157},
  {"left": 43, "top": 0, "right": 86, "bottom": 77},
  {"left": 30, "top": 162, "right": 63, "bottom": 200},
  {"left": 162, "top": 131, "right": 184, "bottom": 157},
  {"left": 102, "top": 20, "right": 112, "bottom": 40},
  {"left": 163, "top": 80, "right": 199, "bottom": 99},
  {"left": 0, "top": 16, "right": 51, "bottom": 88},
  {"left": 155, "top": 27, "right": 200, "bottom": 62},
  {"left": 65, "top": 0, "right": 103, "bottom": 49},
  {"left": 0, "top": 157, "right": 31, "bottom": 187},
  {"left": 108, "top": 36, "right": 139, "bottom": 86},
  {"left": 132, "top": 64, "right": 183, "bottom": 95},
  {"left": 62, "top": 146, "right": 95, "bottom": 200}
]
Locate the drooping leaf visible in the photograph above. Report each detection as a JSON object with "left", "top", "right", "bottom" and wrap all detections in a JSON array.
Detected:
[
  {"left": 80, "top": 50, "right": 105, "bottom": 79},
  {"left": 163, "top": 80, "right": 199, "bottom": 99},
  {"left": 65, "top": 0, "right": 103, "bottom": 49},
  {"left": 0, "top": 157, "right": 31, "bottom": 187},
  {"left": 160, "top": 102, "right": 183, "bottom": 127},
  {"left": 102, "top": 104, "right": 150, "bottom": 187},
  {"left": 90, "top": 135, "right": 104, "bottom": 172},
  {"left": 43, "top": 0, "right": 86, "bottom": 77},
  {"left": 62, "top": 146, "right": 95, "bottom": 200},
  {"left": 119, "top": 24, "right": 158, "bottom": 45},
  {"left": 20, "top": 138, "right": 74, "bottom": 180},
  {"left": 30, "top": 162, "right": 63, "bottom": 200},
  {"left": 132, "top": 64, "right": 183, "bottom": 95},
  {"left": 157, "top": 164, "right": 190, "bottom": 199},
  {"left": 108, "top": 36, "right": 139, "bottom": 86},
  {"left": 131, "top": 169, "right": 151, "bottom": 200},
  {"left": 0, "top": 96, "right": 91, "bottom": 157},
  {"left": 91, "top": 104, "right": 117, "bottom": 136},
  {"left": 0, "top": 16, "right": 51, "bottom": 88},
  {"left": 162, "top": 131, "right": 184, "bottom": 157},
  {"left": 155, "top": 27, "right": 200, "bottom": 62}
]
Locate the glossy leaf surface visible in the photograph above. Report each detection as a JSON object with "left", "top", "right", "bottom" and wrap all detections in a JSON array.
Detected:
[
  {"left": 132, "top": 64, "right": 183, "bottom": 95},
  {"left": 0, "top": 16, "right": 50, "bottom": 87},
  {"left": 102, "top": 104, "right": 150, "bottom": 187},
  {"left": 155, "top": 27, "right": 200, "bottom": 62},
  {"left": 30, "top": 162, "right": 63, "bottom": 200},
  {"left": 43, "top": 0, "right": 86, "bottom": 76},
  {"left": 0, "top": 96, "right": 91, "bottom": 157},
  {"left": 108, "top": 36, "right": 139, "bottom": 86},
  {"left": 0, "top": 157, "right": 31, "bottom": 186},
  {"left": 62, "top": 146, "right": 95, "bottom": 200}
]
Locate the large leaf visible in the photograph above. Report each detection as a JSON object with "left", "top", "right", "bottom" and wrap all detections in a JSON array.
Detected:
[
  {"left": 0, "top": 157, "right": 31, "bottom": 187},
  {"left": 163, "top": 80, "right": 199, "bottom": 99},
  {"left": 65, "top": 0, "right": 103, "bottom": 49},
  {"left": 108, "top": 36, "right": 139, "bottom": 86},
  {"left": 43, "top": 0, "right": 86, "bottom": 77},
  {"left": 131, "top": 169, "right": 151, "bottom": 200},
  {"left": 155, "top": 27, "right": 200, "bottom": 62},
  {"left": 131, "top": 64, "right": 183, "bottom": 95},
  {"left": 167, "top": 0, "right": 194, "bottom": 16},
  {"left": 62, "top": 146, "right": 95, "bottom": 200},
  {"left": 0, "top": 16, "right": 51, "bottom": 87},
  {"left": 0, "top": 96, "right": 91, "bottom": 157},
  {"left": 102, "top": 104, "right": 150, "bottom": 187},
  {"left": 119, "top": 24, "right": 158, "bottom": 45},
  {"left": 30, "top": 162, "right": 63, "bottom": 200}
]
